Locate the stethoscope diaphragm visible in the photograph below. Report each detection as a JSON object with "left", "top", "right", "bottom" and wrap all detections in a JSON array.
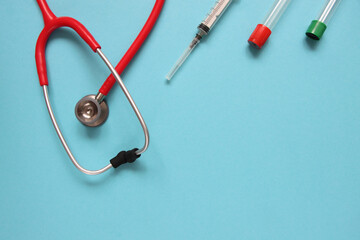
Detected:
[{"left": 75, "top": 94, "right": 109, "bottom": 127}]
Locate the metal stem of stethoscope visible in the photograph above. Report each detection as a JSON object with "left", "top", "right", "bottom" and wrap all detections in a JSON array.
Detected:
[
  {"left": 96, "top": 49, "right": 150, "bottom": 156},
  {"left": 43, "top": 49, "right": 150, "bottom": 175}
]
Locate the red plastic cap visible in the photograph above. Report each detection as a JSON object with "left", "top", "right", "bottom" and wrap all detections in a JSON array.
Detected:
[{"left": 248, "top": 24, "right": 272, "bottom": 49}]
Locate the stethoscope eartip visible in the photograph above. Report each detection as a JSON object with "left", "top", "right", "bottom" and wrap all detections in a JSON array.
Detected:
[{"left": 75, "top": 94, "right": 109, "bottom": 127}]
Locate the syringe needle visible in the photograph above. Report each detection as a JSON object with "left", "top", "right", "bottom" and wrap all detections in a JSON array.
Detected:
[
  {"left": 166, "top": 38, "right": 200, "bottom": 81},
  {"left": 166, "top": 0, "right": 233, "bottom": 81}
]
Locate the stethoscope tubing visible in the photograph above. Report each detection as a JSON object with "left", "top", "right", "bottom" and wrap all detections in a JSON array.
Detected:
[
  {"left": 98, "top": 0, "right": 165, "bottom": 96},
  {"left": 43, "top": 49, "right": 149, "bottom": 175}
]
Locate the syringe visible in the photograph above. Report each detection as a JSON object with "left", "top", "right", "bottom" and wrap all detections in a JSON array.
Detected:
[{"left": 166, "top": 0, "right": 233, "bottom": 81}]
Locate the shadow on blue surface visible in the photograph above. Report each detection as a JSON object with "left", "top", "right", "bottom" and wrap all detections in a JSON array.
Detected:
[{"left": 304, "top": 37, "right": 320, "bottom": 50}]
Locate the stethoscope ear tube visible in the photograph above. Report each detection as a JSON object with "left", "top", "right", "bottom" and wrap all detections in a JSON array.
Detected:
[{"left": 96, "top": 49, "right": 150, "bottom": 155}]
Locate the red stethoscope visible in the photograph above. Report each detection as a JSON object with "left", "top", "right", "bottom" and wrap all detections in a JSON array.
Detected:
[{"left": 35, "top": 0, "right": 164, "bottom": 175}]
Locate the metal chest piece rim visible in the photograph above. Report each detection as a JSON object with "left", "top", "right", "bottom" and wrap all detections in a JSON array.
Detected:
[{"left": 75, "top": 94, "right": 109, "bottom": 127}]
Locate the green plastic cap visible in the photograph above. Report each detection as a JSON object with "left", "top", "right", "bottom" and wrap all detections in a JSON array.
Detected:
[{"left": 306, "top": 20, "right": 327, "bottom": 40}]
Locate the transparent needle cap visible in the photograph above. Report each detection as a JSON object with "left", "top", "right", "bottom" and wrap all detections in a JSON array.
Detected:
[
  {"left": 165, "top": 0, "right": 233, "bottom": 81},
  {"left": 166, "top": 38, "right": 200, "bottom": 81}
]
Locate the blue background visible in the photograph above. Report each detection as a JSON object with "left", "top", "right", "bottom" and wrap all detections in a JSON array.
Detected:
[{"left": 1, "top": 0, "right": 359, "bottom": 239}]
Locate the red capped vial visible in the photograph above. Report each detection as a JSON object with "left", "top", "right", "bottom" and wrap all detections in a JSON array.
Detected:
[{"left": 248, "top": 0, "right": 291, "bottom": 49}]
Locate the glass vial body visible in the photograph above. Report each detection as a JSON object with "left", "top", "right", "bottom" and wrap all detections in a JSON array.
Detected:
[
  {"left": 262, "top": 0, "right": 291, "bottom": 30},
  {"left": 317, "top": 0, "right": 342, "bottom": 25}
]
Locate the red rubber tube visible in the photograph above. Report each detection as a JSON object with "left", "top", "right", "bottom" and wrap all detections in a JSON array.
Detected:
[
  {"left": 35, "top": 0, "right": 101, "bottom": 86},
  {"left": 99, "top": 0, "right": 165, "bottom": 95}
]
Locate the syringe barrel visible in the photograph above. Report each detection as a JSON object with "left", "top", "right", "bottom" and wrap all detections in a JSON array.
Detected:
[
  {"left": 317, "top": 0, "right": 341, "bottom": 25},
  {"left": 262, "top": 0, "right": 291, "bottom": 30},
  {"left": 201, "top": 0, "right": 233, "bottom": 32}
]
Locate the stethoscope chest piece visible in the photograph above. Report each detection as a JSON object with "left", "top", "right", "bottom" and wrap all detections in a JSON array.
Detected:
[{"left": 75, "top": 94, "right": 109, "bottom": 127}]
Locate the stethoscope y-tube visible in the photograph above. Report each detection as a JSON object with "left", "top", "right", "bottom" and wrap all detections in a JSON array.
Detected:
[{"left": 35, "top": 0, "right": 163, "bottom": 175}]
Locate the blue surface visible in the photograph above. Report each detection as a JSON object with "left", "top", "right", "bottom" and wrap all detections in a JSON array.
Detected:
[{"left": 1, "top": 0, "right": 360, "bottom": 239}]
